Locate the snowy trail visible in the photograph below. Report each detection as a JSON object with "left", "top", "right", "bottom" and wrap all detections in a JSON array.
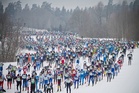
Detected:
[{"left": 3, "top": 49, "right": 139, "bottom": 93}]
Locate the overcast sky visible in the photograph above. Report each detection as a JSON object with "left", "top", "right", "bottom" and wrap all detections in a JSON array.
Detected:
[{"left": 1, "top": 0, "right": 133, "bottom": 9}]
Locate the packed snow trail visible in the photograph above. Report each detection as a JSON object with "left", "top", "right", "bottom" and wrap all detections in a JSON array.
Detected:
[{"left": 2, "top": 48, "right": 139, "bottom": 93}]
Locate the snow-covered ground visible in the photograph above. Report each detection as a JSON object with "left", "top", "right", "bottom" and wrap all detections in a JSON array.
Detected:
[
  {"left": 2, "top": 48, "right": 139, "bottom": 93},
  {"left": 22, "top": 27, "right": 48, "bottom": 32}
]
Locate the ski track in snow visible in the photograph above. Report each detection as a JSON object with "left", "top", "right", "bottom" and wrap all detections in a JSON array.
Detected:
[{"left": 2, "top": 49, "right": 139, "bottom": 93}]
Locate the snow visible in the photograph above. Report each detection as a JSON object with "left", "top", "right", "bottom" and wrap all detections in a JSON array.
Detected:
[
  {"left": 2, "top": 48, "right": 139, "bottom": 93},
  {"left": 19, "top": 49, "right": 36, "bottom": 55},
  {"left": 22, "top": 27, "right": 48, "bottom": 32}
]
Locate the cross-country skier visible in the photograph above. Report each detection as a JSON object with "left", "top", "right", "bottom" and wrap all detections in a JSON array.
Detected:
[
  {"left": 74, "top": 74, "right": 79, "bottom": 88},
  {"left": 107, "top": 69, "right": 112, "bottom": 82},
  {"left": 65, "top": 77, "right": 73, "bottom": 93},
  {"left": 22, "top": 71, "right": 27, "bottom": 91},
  {"left": 30, "top": 76, "right": 35, "bottom": 93},
  {"left": 79, "top": 69, "right": 85, "bottom": 85},
  {"left": 57, "top": 72, "right": 62, "bottom": 92},
  {"left": 44, "top": 83, "right": 53, "bottom": 93},
  {"left": 48, "top": 72, "right": 53, "bottom": 84},
  {"left": 53, "top": 68, "right": 57, "bottom": 84},
  {"left": 26, "top": 74, "right": 31, "bottom": 93},
  {"left": 36, "top": 60, "right": 41, "bottom": 71},
  {"left": 88, "top": 70, "right": 94, "bottom": 86},
  {"left": 127, "top": 53, "right": 133, "bottom": 65},
  {"left": 111, "top": 65, "right": 115, "bottom": 79},
  {"left": 6, "top": 72, "right": 12, "bottom": 89},
  {"left": 35, "top": 74, "right": 39, "bottom": 90},
  {"left": 39, "top": 73, "right": 44, "bottom": 89},
  {"left": 15, "top": 74, "right": 22, "bottom": 92}
]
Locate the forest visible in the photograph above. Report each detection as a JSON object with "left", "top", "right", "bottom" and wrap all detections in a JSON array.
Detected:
[{"left": 0, "top": 0, "right": 139, "bottom": 40}]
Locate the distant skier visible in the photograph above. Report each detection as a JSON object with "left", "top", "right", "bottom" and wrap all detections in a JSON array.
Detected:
[
  {"left": 26, "top": 74, "right": 31, "bottom": 93},
  {"left": 107, "top": 69, "right": 112, "bottom": 82},
  {"left": 88, "top": 70, "right": 94, "bottom": 86},
  {"left": 48, "top": 72, "right": 53, "bottom": 84},
  {"left": 44, "top": 74, "right": 49, "bottom": 89},
  {"left": 15, "top": 74, "right": 22, "bottom": 92},
  {"left": 74, "top": 74, "right": 79, "bottom": 88},
  {"left": 26, "top": 63, "right": 31, "bottom": 72},
  {"left": 79, "top": 69, "right": 85, "bottom": 85},
  {"left": 57, "top": 73, "right": 62, "bottom": 92},
  {"left": 30, "top": 76, "right": 36, "bottom": 93},
  {"left": 44, "top": 83, "right": 53, "bottom": 93},
  {"left": 65, "top": 77, "right": 73, "bottom": 93},
  {"left": 53, "top": 69, "right": 57, "bottom": 84},
  {"left": 127, "top": 53, "right": 133, "bottom": 65},
  {"left": 22, "top": 71, "right": 27, "bottom": 91},
  {"left": 6, "top": 72, "right": 12, "bottom": 89},
  {"left": 111, "top": 65, "right": 115, "bottom": 79},
  {"left": 39, "top": 73, "right": 44, "bottom": 89},
  {"left": 35, "top": 74, "right": 39, "bottom": 90}
]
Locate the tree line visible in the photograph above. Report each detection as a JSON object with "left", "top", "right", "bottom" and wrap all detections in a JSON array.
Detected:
[
  {"left": 0, "top": 0, "right": 139, "bottom": 41},
  {"left": 0, "top": 2, "right": 22, "bottom": 62}
]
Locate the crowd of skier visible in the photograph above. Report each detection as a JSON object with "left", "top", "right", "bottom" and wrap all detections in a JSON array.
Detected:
[{"left": 0, "top": 30, "right": 138, "bottom": 93}]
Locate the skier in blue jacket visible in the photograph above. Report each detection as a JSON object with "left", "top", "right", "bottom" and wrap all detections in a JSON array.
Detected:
[
  {"left": 111, "top": 65, "right": 115, "bottom": 79},
  {"left": 35, "top": 74, "right": 39, "bottom": 90},
  {"left": 22, "top": 72, "right": 27, "bottom": 91},
  {"left": 44, "top": 74, "right": 49, "bottom": 88},
  {"left": 36, "top": 60, "right": 40, "bottom": 71},
  {"left": 103, "top": 53, "right": 107, "bottom": 65},
  {"left": 88, "top": 70, "right": 94, "bottom": 86},
  {"left": 48, "top": 72, "right": 53, "bottom": 84},
  {"left": 74, "top": 74, "right": 79, "bottom": 88},
  {"left": 79, "top": 69, "right": 85, "bottom": 85}
]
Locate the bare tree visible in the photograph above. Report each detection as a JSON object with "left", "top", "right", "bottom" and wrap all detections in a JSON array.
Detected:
[{"left": 0, "top": 13, "right": 21, "bottom": 62}]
